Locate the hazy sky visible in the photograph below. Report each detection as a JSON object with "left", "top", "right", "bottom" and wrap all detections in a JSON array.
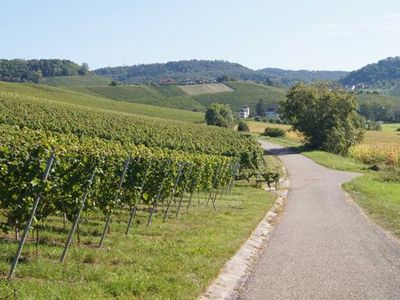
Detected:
[{"left": 1, "top": 0, "right": 399, "bottom": 71}]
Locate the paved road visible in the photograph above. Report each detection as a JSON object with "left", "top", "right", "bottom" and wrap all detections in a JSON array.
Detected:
[{"left": 239, "top": 141, "right": 400, "bottom": 300}]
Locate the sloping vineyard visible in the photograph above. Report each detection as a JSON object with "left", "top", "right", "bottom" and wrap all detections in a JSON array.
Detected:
[
  {"left": 0, "top": 90, "right": 262, "bottom": 169},
  {"left": 0, "top": 86, "right": 267, "bottom": 279}
]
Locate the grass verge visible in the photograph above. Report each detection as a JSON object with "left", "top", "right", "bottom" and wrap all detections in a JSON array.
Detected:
[
  {"left": 343, "top": 174, "right": 400, "bottom": 237},
  {"left": 0, "top": 183, "right": 275, "bottom": 299}
]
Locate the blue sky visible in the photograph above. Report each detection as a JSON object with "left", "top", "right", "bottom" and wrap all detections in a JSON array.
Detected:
[{"left": 1, "top": 0, "right": 399, "bottom": 71}]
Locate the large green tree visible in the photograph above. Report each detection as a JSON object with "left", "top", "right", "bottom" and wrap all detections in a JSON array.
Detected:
[
  {"left": 205, "top": 103, "right": 235, "bottom": 128},
  {"left": 280, "top": 83, "right": 364, "bottom": 154}
]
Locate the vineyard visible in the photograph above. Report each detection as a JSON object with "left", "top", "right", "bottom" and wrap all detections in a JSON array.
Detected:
[
  {"left": 0, "top": 80, "right": 272, "bottom": 292},
  {"left": 0, "top": 89, "right": 262, "bottom": 166},
  {"left": 0, "top": 81, "right": 204, "bottom": 124},
  {"left": 0, "top": 124, "right": 240, "bottom": 277}
]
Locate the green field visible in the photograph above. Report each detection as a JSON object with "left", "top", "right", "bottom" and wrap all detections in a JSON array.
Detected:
[{"left": 382, "top": 123, "right": 400, "bottom": 131}]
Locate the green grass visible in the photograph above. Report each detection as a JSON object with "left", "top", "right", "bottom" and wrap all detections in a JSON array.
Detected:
[
  {"left": 381, "top": 123, "right": 400, "bottom": 131},
  {"left": 193, "top": 81, "right": 286, "bottom": 112},
  {"left": 0, "top": 81, "right": 204, "bottom": 124},
  {"left": 41, "top": 75, "right": 111, "bottom": 87},
  {"left": 0, "top": 184, "right": 276, "bottom": 299},
  {"left": 343, "top": 174, "right": 400, "bottom": 237}
]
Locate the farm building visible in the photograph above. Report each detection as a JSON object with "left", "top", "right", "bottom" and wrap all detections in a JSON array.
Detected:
[
  {"left": 238, "top": 105, "right": 250, "bottom": 119},
  {"left": 265, "top": 103, "right": 280, "bottom": 120}
]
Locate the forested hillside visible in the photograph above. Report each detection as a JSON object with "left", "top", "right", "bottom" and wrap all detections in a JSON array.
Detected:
[
  {"left": 341, "top": 57, "right": 400, "bottom": 89},
  {"left": 94, "top": 60, "right": 272, "bottom": 84},
  {"left": 0, "top": 59, "right": 89, "bottom": 83},
  {"left": 259, "top": 68, "right": 348, "bottom": 86}
]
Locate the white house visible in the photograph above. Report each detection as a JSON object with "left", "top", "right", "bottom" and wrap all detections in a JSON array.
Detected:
[{"left": 238, "top": 105, "right": 250, "bottom": 118}]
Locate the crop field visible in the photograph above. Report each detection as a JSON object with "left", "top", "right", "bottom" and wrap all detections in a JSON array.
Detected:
[
  {"left": 178, "top": 83, "right": 234, "bottom": 95},
  {"left": 354, "top": 124, "right": 400, "bottom": 166}
]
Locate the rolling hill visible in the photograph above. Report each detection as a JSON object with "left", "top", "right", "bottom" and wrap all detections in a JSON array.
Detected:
[
  {"left": 43, "top": 81, "right": 287, "bottom": 113},
  {"left": 94, "top": 59, "right": 349, "bottom": 87},
  {"left": 0, "top": 81, "right": 204, "bottom": 123},
  {"left": 75, "top": 84, "right": 205, "bottom": 111}
]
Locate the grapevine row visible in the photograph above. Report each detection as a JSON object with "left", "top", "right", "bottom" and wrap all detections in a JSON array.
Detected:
[
  {"left": 0, "top": 91, "right": 262, "bottom": 169},
  {"left": 0, "top": 125, "right": 237, "bottom": 234}
]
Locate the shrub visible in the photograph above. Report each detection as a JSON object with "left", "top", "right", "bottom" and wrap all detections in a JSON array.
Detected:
[
  {"left": 237, "top": 121, "right": 249, "bottom": 132},
  {"left": 254, "top": 116, "right": 262, "bottom": 122},
  {"left": 205, "top": 103, "right": 235, "bottom": 128},
  {"left": 365, "top": 120, "right": 382, "bottom": 131},
  {"left": 263, "top": 127, "right": 285, "bottom": 137}
]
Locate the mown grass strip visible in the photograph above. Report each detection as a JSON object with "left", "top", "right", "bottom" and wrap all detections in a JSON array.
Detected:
[{"left": 0, "top": 183, "right": 275, "bottom": 299}]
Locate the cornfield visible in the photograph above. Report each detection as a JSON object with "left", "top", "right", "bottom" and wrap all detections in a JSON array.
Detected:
[{"left": 350, "top": 143, "right": 400, "bottom": 167}]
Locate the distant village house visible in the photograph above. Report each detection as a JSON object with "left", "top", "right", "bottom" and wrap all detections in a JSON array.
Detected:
[{"left": 238, "top": 105, "right": 250, "bottom": 119}]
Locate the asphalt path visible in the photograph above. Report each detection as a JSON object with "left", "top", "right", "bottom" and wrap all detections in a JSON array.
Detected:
[{"left": 239, "top": 141, "right": 400, "bottom": 300}]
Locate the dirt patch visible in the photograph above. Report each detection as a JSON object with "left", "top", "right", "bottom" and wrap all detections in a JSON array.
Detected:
[{"left": 179, "top": 83, "right": 234, "bottom": 96}]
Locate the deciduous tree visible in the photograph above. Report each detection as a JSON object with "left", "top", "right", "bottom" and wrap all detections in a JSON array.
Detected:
[{"left": 280, "top": 83, "right": 364, "bottom": 154}]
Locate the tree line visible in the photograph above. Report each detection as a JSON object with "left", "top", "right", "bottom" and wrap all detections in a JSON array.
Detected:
[{"left": 0, "top": 59, "right": 89, "bottom": 83}]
